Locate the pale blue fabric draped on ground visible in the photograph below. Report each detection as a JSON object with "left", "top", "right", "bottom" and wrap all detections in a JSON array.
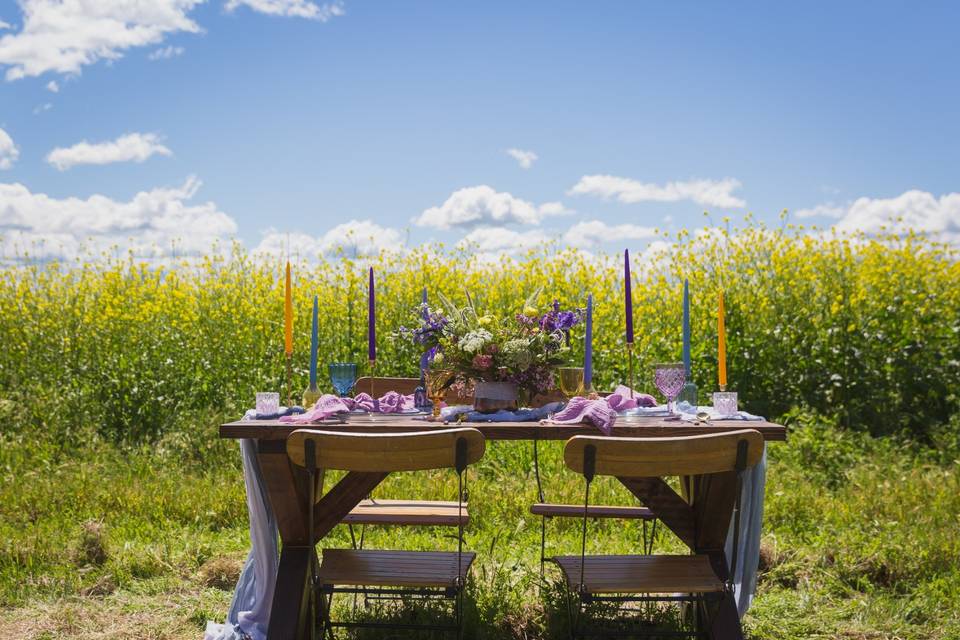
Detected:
[
  {"left": 204, "top": 411, "right": 279, "bottom": 640},
  {"left": 207, "top": 414, "right": 766, "bottom": 638}
]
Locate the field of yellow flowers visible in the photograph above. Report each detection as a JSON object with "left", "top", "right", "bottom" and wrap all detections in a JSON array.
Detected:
[{"left": 1, "top": 222, "right": 959, "bottom": 639}]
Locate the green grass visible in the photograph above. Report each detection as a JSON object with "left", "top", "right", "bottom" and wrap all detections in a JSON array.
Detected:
[{"left": 1, "top": 417, "right": 958, "bottom": 639}]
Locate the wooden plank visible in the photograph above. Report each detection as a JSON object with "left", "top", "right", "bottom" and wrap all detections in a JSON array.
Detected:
[
  {"left": 221, "top": 419, "right": 787, "bottom": 442},
  {"left": 286, "top": 427, "right": 485, "bottom": 472},
  {"left": 256, "top": 447, "right": 311, "bottom": 544},
  {"left": 317, "top": 549, "right": 476, "bottom": 588},
  {"left": 618, "top": 476, "right": 697, "bottom": 549},
  {"left": 267, "top": 545, "right": 314, "bottom": 640},
  {"left": 530, "top": 503, "right": 654, "bottom": 520},
  {"left": 564, "top": 430, "right": 764, "bottom": 477},
  {"left": 344, "top": 499, "right": 468, "bottom": 526},
  {"left": 551, "top": 554, "right": 725, "bottom": 594}
]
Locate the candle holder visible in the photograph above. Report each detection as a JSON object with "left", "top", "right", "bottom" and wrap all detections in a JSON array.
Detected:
[
  {"left": 712, "top": 391, "right": 738, "bottom": 417},
  {"left": 302, "top": 381, "right": 321, "bottom": 409},
  {"left": 678, "top": 381, "right": 699, "bottom": 408}
]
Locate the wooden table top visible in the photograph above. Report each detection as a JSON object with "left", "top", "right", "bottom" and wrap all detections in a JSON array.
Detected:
[{"left": 220, "top": 415, "right": 787, "bottom": 442}]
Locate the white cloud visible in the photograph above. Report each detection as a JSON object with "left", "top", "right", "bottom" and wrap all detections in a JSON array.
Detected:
[
  {"left": 0, "top": 127, "right": 18, "bottom": 169},
  {"left": 414, "top": 185, "right": 569, "bottom": 230},
  {"left": 45, "top": 79, "right": 57, "bottom": 92},
  {"left": 0, "top": 0, "right": 203, "bottom": 81},
  {"left": 456, "top": 227, "right": 549, "bottom": 254},
  {"left": 506, "top": 148, "right": 537, "bottom": 169},
  {"left": 148, "top": 45, "right": 184, "bottom": 60},
  {"left": 569, "top": 175, "right": 746, "bottom": 209},
  {"left": 32, "top": 102, "right": 51, "bottom": 114},
  {"left": 47, "top": 133, "right": 173, "bottom": 170},
  {"left": 795, "top": 202, "right": 845, "bottom": 219},
  {"left": 0, "top": 20, "right": 11, "bottom": 30},
  {"left": 0, "top": 177, "right": 237, "bottom": 260},
  {"left": 225, "top": 0, "right": 345, "bottom": 20},
  {"left": 562, "top": 220, "right": 658, "bottom": 249},
  {"left": 832, "top": 189, "right": 960, "bottom": 244},
  {"left": 254, "top": 220, "right": 404, "bottom": 259}
]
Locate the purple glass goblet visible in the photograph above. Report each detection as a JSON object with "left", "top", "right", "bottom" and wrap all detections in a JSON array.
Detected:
[{"left": 653, "top": 362, "right": 686, "bottom": 414}]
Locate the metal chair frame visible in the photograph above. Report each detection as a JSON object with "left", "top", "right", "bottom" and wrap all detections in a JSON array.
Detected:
[
  {"left": 562, "top": 439, "right": 750, "bottom": 640},
  {"left": 301, "top": 436, "right": 472, "bottom": 640}
]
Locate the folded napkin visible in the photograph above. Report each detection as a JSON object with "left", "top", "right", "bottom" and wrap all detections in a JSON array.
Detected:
[
  {"left": 676, "top": 401, "right": 765, "bottom": 422},
  {"left": 441, "top": 402, "right": 563, "bottom": 423},
  {"left": 605, "top": 385, "right": 657, "bottom": 411},
  {"left": 278, "top": 392, "right": 416, "bottom": 425},
  {"left": 252, "top": 406, "right": 305, "bottom": 420},
  {"left": 544, "top": 397, "right": 618, "bottom": 435}
]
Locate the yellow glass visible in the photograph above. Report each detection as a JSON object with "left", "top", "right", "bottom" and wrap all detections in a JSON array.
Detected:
[
  {"left": 558, "top": 366, "right": 585, "bottom": 400},
  {"left": 425, "top": 368, "right": 454, "bottom": 418}
]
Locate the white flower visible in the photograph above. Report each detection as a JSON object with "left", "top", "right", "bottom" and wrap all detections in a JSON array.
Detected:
[{"left": 458, "top": 329, "right": 492, "bottom": 354}]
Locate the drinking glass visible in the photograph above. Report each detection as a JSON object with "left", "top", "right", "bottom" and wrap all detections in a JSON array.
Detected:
[
  {"left": 328, "top": 362, "right": 357, "bottom": 397},
  {"left": 558, "top": 367, "right": 585, "bottom": 400},
  {"left": 425, "top": 368, "right": 453, "bottom": 418},
  {"left": 255, "top": 392, "right": 280, "bottom": 416},
  {"left": 712, "top": 391, "right": 739, "bottom": 417},
  {"left": 653, "top": 362, "right": 686, "bottom": 414}
]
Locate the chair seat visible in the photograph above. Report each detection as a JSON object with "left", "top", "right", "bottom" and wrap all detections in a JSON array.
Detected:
[
  {"left": 551, "top": 554, "right": 725, "bottom": 594},
  {"left": 531, "top": 502, "right": 655, "bottom": 520},
  {"left": 318, "top": 549, "right": 476, "bottom": 589},
  {"left": 343, "top": 499, "right": 468, "bottom": 526}
]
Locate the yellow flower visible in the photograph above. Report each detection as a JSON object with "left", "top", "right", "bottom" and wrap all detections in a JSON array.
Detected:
[{"left": 522, "top": 306, "right": 538, "bottom": 318}]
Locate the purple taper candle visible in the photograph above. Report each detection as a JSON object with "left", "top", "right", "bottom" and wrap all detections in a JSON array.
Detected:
[
  {"left": 367, "top": 267, "right": 376, "bottom": 362},
  {"left": 584, "top": 294, "right": 593, "bottom": 388},
  {"left": 624, "top": 249, "right": 634, "bottom": 344}
]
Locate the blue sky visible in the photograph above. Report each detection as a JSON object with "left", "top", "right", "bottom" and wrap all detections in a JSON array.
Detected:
[{"left": 1, "top": 1, "right": 959, "bottom": 260}]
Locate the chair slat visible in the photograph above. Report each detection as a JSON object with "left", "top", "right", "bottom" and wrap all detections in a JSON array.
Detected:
[
  {"left": 564, "top": 429, "right": 764, "bottom": 477},
  {"left": 551, "top": 554, "right": 725, "bottom": 594},
  {"left": 287, "top": 427, "right": 485, "bottom": 472}
]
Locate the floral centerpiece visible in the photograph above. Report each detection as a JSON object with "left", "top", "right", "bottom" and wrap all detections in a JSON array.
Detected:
[{"left": 398, "top": 290, "right": 582, "bottom": 410}]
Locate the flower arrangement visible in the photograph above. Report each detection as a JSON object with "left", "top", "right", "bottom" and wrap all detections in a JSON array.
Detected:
[{"left": 398, "top": 289, "right": 583, "bottom": 402}]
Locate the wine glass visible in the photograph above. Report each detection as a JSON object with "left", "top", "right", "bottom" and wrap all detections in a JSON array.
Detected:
[
  {"left": 653, "top": 362, "right": 686, "bottom": 414},
  {"left": 425, "top": 368, "right": 454, "bottom": 419},
  {"left": 557, "top": 367, "right": 585, "bottom": 401},
  {"left": 328, "top": 362, "right": 357, "bottom": 398}
]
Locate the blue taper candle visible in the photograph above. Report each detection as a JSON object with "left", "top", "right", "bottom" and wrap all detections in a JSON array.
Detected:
[
  {"left": 584, "top": 294, "right": 593, "bottom": 388},
  {"left": 682, "top": 279, "right": 691, "bottom": 376},
  {"left": 309, "top": 295, "right": 318, "bottom": 386}
]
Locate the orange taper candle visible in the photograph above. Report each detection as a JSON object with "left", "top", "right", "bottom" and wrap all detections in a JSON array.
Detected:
[
  {"left": 718, "top": 289, "right": 727, "bottom": 389},
  {"left": 284, "top": 261, "right": 293, "bottom": 356}
]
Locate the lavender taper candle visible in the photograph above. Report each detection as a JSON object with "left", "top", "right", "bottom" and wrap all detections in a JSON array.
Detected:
[
  {"left": 309, "top": 295, "right": 318, "bottom": 386},
  {"left": 682, "top": 279, "right": 691, "bottom": 376},
  {"left": 584, "top": 294, "right": 593, "bottom": 389},
  {"left": 624, "top": 249, "right": 634, "bottom": 344},
  {"left": 367, "top": 267, "right": 376, "bottom": 362}
]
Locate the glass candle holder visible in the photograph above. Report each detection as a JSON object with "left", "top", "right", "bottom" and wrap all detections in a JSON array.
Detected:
[
  {"left": 256, "top": 392, "right": 280, "bottom": 415},
  {"left": 712, "top": 391, "right": 738, "bottom": 417}
]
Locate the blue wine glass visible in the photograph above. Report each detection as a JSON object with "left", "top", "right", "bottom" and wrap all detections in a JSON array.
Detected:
[{"left": 329, "top": 362, "right": 357, "bottom": 397}]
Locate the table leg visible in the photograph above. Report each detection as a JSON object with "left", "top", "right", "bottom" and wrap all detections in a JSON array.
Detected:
[{"left": 269, "top": 545, "right": 317, "bottom": 640}]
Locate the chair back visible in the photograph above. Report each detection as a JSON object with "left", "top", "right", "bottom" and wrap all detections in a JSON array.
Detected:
[
  {"left": 287, "top": 427, "right": 485, "bottom": 473},
  {"left": 563, "top": 429, "right": 764, "bottom": 478}
]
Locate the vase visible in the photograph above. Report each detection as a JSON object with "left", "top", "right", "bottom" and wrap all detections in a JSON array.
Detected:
[{"left": 473, "top": 381, "right": 518, "bottom": 413}]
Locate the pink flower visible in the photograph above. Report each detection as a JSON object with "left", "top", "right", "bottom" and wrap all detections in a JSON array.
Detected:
[{"left": 473, "top": 354, "right": 493, "bottom": 370}]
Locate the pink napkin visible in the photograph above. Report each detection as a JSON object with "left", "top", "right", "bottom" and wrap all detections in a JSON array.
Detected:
[
  {"left": 547, "top": 397, "right": 618, "bottom": 435},
  {"left": 605, "top": 385, "right": 657, "bottom": 411},
  {"left": 279, "top": 391, "right": 416, "bottom": 425}
]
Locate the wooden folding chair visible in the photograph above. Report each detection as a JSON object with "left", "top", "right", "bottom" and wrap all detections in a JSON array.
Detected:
[
  {"left": 286, "top": 427, "right": 485, "bottom": 639},
  {"left": 343, "top": 377, "right": 471, "bottom": 542},
  {"left": 551, "top": 429, "right": 764, "bottom": 639},
  {"left": 530, "top": 400, "right": 657, "bottom": 577}
]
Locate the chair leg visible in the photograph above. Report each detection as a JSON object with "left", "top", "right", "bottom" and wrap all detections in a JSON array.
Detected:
[{"left": 539, "top": 515, "right": 547, "bottom": 579}]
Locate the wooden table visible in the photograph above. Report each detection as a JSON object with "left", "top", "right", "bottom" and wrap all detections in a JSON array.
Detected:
[{"left": 220, "top": 416, "right": 786, "bottom": 639}]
